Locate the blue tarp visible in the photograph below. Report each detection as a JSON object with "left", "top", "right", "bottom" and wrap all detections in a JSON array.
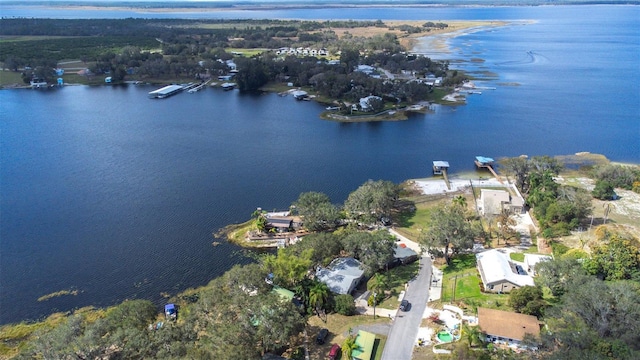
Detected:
[{"left": 476, "top": 156, "right": 495, "bottom": 164}]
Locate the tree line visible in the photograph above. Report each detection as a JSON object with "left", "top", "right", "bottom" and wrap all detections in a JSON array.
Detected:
[{"left": 1, "top": 18, "right": 457, "bottom": 109}]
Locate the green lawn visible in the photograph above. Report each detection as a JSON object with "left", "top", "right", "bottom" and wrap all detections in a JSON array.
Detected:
[
  {"left": 509, "top": 252, "right": 525, "bottom": 262},
  {"left": 0, "top": 70, "right": 24, "bottom": 86},
  {"left": 439, "top": 254, "right": 513, "bottom": 312},
  {"left": 367, "top": 262, "right": 419, "bottom": 310}
]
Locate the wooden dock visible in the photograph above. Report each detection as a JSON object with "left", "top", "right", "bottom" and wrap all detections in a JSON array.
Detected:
[
  {"left": 474, "top": 158, "right": 503, "bottom": 184},
  {"left": 432, "top": 161, "right": 451, "bottom": 190},
  {"left": 442, "top": 168, "right": 451, "bottom": 190}
]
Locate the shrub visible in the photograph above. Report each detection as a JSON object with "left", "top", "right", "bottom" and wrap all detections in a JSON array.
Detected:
[
  {"left": 334, "top": 294, "right": 356, "bottom": 316},
  {"left": 551, "top": 242, "right": 570, "bottom": 257},
  {"left": 592, "top": 180, "right": 616, "bottom": 200}
]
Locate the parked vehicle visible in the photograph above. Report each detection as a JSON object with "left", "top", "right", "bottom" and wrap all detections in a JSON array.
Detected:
[
  {"left": 515, "top": 265, "right": 527, "bottom": 275},
  {"left": 328, "top": 343, "right": 341, "bottom": 359},
  {"left": 316, "top": 328, "right": 329, "bottom": 345},
  {"left": 399, "top": 299, "right": 410, "bottom": 311}
]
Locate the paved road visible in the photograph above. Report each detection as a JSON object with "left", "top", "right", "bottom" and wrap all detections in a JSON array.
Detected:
[{"left": 381, "top": 253, "right": 432, "bottom": 360}]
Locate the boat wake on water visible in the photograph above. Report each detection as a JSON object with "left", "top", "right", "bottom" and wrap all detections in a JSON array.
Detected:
[{"left": 497, "top": 50, "right": 548, "bottom": 66}]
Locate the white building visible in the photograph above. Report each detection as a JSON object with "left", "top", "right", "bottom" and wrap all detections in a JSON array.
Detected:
[{"left": 476, "top": 249, "right": 534, "bottom": 293}]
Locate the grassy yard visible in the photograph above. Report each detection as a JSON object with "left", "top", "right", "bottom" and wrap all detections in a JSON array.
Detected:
[
  {"left": 393, "top": 195, "right": 450, "bottom": 241},
  {"left": 0, "top": 70, "right": 25, "bottom": 86},
  {"left": 438, "top": 254, "right": 512, "bottom": 313},
  {"left": 307, "top": 314, "right": 389, "bottom": 360},
  {"left": 509, "top": 252, "right": 525, "bottom": 262},
  {"left": 366, "top": 262, "right": 420, "bottom": 310}
]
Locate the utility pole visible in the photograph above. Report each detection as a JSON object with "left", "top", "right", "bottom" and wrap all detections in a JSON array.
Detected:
[{"left": 373, "top": 291, "right": 377, "bottom": 319}]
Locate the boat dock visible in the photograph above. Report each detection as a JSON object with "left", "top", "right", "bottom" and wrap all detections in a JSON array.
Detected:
[
  {"left": 474, "top": 156, "right": 503, "bottom": 183},
  {"left": 432, "top": 161, "right": 451, "bottom": 190},
  {"left": 148, "top": 84, "right": 184, "bottom": 99},
  {"left": 187, "top": 80, "right": 211, "bottom": 93}
]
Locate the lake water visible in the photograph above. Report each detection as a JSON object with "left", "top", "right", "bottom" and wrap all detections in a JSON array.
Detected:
[{"left": 1, "top": 5, "right": 639, "bottom": 324}]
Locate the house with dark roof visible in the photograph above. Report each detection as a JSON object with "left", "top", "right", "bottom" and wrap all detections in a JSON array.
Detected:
[
  {"left": 393, "top": 243, "right": 418, "bottom": 265},
  {"left": 316, "top": 257, "right": 365, "bottom": 295},
  {"left": 478, "top": 307, "right": 540, "bottom": 348}
]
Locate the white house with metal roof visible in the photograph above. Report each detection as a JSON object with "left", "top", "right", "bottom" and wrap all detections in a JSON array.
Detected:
[{"left": 476, "top": 249, "right": 534, "bottom": 293}]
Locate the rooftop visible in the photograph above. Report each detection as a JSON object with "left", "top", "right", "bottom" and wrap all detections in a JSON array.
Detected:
[
  {"left": 433, "top": 160, "right": 450, "bottom": 168},
  {"left": 316, "top": 257, "right": 365, "bottom": 295},
  {"left": 478, "top": 307, "right": 540, "bottom": 341},
  {"left": 476, "top": 249, "right": 534, "bottom": 288},
  {"left": 352, "top": 330, "right": 376, "bottom": 360}
]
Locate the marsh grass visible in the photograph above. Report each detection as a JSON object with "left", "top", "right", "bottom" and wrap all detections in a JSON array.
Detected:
[{"left": 37, "top": 289, "right": 80, "bottom": 302}]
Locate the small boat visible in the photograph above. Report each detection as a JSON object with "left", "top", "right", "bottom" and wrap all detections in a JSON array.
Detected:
[{"left": 221, "top": 82, "right": 236, "bottom": 90}]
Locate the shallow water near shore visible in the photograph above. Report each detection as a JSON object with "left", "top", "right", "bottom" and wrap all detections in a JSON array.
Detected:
[{"left": 1, "top": 5, "right": 639, "bottom": 324}]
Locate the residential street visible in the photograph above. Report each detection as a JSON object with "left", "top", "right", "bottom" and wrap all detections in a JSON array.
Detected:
[{"left": 381, "top": 253, "right": 433, "bottom": 360}]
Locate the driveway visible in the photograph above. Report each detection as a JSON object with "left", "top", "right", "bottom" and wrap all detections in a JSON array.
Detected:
[{"left": 381, "top": 253, "right": 433, "bottom": 360}]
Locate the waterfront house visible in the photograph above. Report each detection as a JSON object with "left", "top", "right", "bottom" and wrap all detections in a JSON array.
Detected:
[
  {"left": 316, "top": 257, "right": 365, "bottom": 295},
  {"left": 359, "top": 95, "right": 382, "bottom": 111},
  {"left": 478, "top": 307, "right": 540, "bottom": 348},
  {"left": 266, "top": 216, "right": 293, "bottom": 232},
  {"left": 30, "top": 78, "right": 47, "bottom": 88},
  {"left": 355, "top": 64, "right": 376, "bottom": 75},
  {"left": 476, "top": 249, "right": 534, "bottom": 293},
  {"left": 479, "top": 189, "right": 510, "bottom": 215},
  {"left": 479, "top": 189, "right": 524, "bottom": 215}
]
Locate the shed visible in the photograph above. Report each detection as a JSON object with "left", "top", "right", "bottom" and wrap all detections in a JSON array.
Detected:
[
  {"left": 164, "top": 304, "right": 177, "bottom": 319},
  {"left": 352, "top": 330, "right": 376, "bottom": 360}
]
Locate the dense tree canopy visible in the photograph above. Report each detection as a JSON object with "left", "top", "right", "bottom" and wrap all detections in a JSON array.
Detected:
[
  {"left": 344, "top": 180, "right": 399, "bottom": 225},
  {"left": 293, "top": 191, "right": 341, "bottom": 232},
  {"left": 343, "top": 230, "right": 396, "bottom": 275},
  {"left": 508, "top": 285, "right": 546, "bottom": 318},
  {"left": 584, "top": 234, "right": 640, "bottom": 281},
  {"left": 418, "top": 204, "right": 477, "bottom": 265}
]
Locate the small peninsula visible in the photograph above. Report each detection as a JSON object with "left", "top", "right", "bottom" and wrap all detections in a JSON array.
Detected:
[{"left": 0, "top": 17, "right": 509, "bottom": 120}]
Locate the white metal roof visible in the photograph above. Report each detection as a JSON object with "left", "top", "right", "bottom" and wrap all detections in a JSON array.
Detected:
[{"left": 476, "top": 249, "right": 534, "bottom": 288}]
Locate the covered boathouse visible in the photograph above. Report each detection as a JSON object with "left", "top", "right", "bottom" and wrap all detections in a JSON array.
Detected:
[
  {"left": 432, "top": 161, "right": 450, "bottom": 175},
  {"left": 148, "top": 84, "right": 183, "bottom": 99}
]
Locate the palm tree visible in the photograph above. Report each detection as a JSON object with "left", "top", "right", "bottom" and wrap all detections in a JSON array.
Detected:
[
  {"left": 370, "top": 273, "right": 388, "bottom": 294},
  {"left": 309, "top": 282, "right": 329, "bottom": 319},
  {"left": 453, "top": 195, "right": 467, "bottom": 209},
  {"left": 462, "top": 323, "right": 483, "bottom": 347},
  {"left": 369, "top": 273, "right": 387, "bottom": 318},
  {"left": 341, "top": 334, "right": 358, "bottom": 360}
]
